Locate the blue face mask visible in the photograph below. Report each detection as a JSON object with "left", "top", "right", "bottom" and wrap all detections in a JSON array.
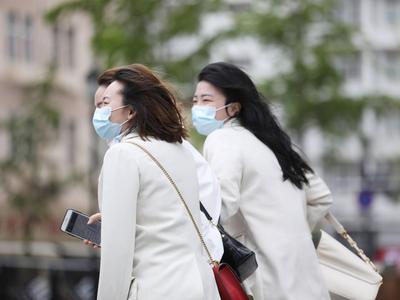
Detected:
[
  {"left": 92, "top": 106, "right": 129, "bottom": 140},
  {"left": 191, "top": 104, "right": 230, "bottom": 136}
]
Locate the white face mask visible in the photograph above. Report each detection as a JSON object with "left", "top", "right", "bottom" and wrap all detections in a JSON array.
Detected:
[
  {"left": 191, "top": 104, "right": 231, "bottom": 136},
  {"left": 92, "top": 105, "right": 129, "bottom": 140}
]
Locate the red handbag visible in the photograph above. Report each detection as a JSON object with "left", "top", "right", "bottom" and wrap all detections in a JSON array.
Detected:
[
  {"left": 127, "top": 141, "right": 249, "bottom": 300},
  {"left": 213, "top": 263, "right": 249, "bottom": 300}
]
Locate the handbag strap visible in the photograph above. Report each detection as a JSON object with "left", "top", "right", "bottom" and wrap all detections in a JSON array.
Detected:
[
  {"left": 125, "top": 140, "right": 217, "bottom": 265},
  {"left": 200, "top": 202, "right": 218, "bottom": 227},
  {"left": 200, "top": 202, "right": 212, "bottom": 221},
  {"left": 325, "top": 212, "right": 379, "bottom": 272}
]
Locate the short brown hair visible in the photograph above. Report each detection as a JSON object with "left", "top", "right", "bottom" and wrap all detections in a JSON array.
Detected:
[
  {"left": 105, "top": 64, "right": 188, "bottom": 143},
  {"left": 97, "top": 67, "right": 118, "bottom": 86}
]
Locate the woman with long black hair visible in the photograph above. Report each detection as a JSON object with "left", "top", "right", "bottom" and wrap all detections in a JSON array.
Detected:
[{"left": 192, "top": 62, "right": 332, "bottom": 299}]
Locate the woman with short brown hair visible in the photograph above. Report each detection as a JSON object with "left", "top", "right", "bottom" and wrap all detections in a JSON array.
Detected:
[{"left": 93, "top": 64, "right": 220, "bottom": 299}]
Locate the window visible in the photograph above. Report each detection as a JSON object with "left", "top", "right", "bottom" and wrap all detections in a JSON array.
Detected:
[
  {"left": 67, "top": 120, "right": 76, "bottom": 168},
  {"left": 6, "top": 12, "right": 34, "bottom": 63},
  {"left": 24, "top": 15, "right": 33, "bottom": 62},
  {"left": 335, "top": 0, "right": 361, "bottom": 27},
  {"left": 337, "top": 52, "right": 362, "bottom": 81},
  {"left": 6, "top": 12, "right": 18, "bottom": 61},
  {"left": 384, "top": 0, "right": 400, "bottom": 27},
  {"left": 381, "top": 50, "right": 400, "bottom": 81},
  {"left": 52, "top": 24, "right": 76, "bottom": 69},
  {"left": 67, "top": 27, "right": 75, "bottom": 68},
  {"left": 52, "top": 25, "right": 60, "bottom": 66}
]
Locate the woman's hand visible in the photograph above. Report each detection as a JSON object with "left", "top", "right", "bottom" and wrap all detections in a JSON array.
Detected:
[{"left": 83, "top": 212, "right": 102, "bottom": 249}]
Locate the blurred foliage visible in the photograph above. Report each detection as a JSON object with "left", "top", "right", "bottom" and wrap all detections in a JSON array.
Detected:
[
  {"left": 44, "top": 0, "right": 400, "bottom": 190},
  {"left": 45, "top": 0, "right": 400, "bottom": 143},
  {"left": 0, "top": 69, "right": 76, "bottom": 246},
  {"left": 188, "top": 128, "right": 206, "bottom": 151},
  {"left": 230, "top": 0, "right": 400, "bottom": 144},
  {"left": 45, "top": 0, "right": 222, "bottom": 85}
]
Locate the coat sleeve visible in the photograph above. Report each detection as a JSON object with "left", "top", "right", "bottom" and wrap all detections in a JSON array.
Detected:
[
  {"left": 203, "top": 131, "right": 242, "bottom": 222},
  {"left": 304, "top": 172, "right": 333, "bottom": 230},
  {"left": 97, "top": 144, "right": 139, "bottom": 300},
  {"left": 182, "top": 140, "right": 224, "bottom": 261}
]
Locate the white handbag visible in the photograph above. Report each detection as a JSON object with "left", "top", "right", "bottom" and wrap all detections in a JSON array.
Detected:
[{"left": 316, "top": 213, "right": 383, "bottom": 300}]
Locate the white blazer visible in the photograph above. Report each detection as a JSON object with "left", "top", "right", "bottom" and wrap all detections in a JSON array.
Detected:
[
  {"left": 97, "top": 134, "right": 220, "bottom": 300},
  {"left": 106, "top": 137, "right": 223, "bottom": 261},
  {"left": 204, "top": 119, "right": 332, "bottom": 300}
]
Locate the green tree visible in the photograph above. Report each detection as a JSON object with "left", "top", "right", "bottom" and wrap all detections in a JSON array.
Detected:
[
  {"left": 0, "top": 70, "right": 73, "bottom": 251},
  {"left": 46, "top": 0, "right": 222, "bottom": 85},
  {"left": 45, "top": 0, "right": 226, "bottom": 150}
]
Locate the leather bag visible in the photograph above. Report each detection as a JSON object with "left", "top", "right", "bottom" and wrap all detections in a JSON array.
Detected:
[
  {"left": 316, "top": 213, "right": 383, "bottom": 300},
  {"left": 200, "top": 203, "right": 258, "bottom": 282},
  {"left": 127, "top": 141, "right": 248, "bottom": 300},
  {"left": 213, "top": 263, "right": 248, "bottom": 300}
]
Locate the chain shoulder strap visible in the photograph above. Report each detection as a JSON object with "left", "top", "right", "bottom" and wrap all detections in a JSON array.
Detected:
[
  {"left": 125, "top": 140, "right": 217, "bottom": 265},
  {"left": 325, "top": 212, "right": 379, "bottom": 273}
]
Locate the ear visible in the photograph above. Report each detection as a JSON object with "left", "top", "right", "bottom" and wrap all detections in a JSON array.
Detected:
[
  {"left": 127, "top": 106, "right": 136, "bottom": 121},
  {"left": 227, "top": 102, "right": 241, "bottom": 117}
]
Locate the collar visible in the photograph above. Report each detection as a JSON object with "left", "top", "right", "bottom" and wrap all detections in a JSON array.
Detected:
[
  {"left": 107, "top": 130, "right": 139, "bottom": 147},
  {"left": 223, "top": 117, "right": 241, "bottom": 128},
  {"left": 121, "top": 131, "right": 139, "bottom": 142}
]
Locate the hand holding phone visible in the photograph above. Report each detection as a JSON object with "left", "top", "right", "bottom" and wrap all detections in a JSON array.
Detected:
[
  {"left": 84, "top": 213, "right": 102, "bottom": 248},
  {"left": 60, "top": 209, "right": 101, "bottom": 247}
]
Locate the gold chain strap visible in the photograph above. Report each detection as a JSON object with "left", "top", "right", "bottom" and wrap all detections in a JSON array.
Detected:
[
  {"left": 126, "top": 141, "right": 217, "bottom": 265},
  {"left": 326, "top": 212, "right": 379, "bottom": 273},
  {"left": 340, "top": 231, "right": 379, "bottom": 272}
]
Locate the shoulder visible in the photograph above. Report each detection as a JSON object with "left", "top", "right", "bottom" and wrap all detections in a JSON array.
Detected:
[
  {"left": 181, "top": 139, "right": 199, "bottom": 155},
  {"left": 203, "top": 128, "right": 245, "bottom": 163},
  {"left": 205, "top": 127, "right": 240, "bottom": 147},
  {"left": 182, "top": 139, "right": 205, "bottom": 162},
  {"left": 104, "top": 142, "right": 140, "bottom": 165},
  {"left": 204, "top": 121, "right": 249, "bottom": 152}
]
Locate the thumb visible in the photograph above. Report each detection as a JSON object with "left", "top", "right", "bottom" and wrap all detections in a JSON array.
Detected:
[{"left": 88, "top": 212, "right": 102, "bottom": 224}]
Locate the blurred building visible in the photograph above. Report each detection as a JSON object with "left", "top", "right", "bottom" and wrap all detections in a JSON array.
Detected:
[
  {"left": 0, "top": 0, "right": 96, "bottom": 255},
  {"left": 0, "top": 1, "right": 102, "bottom": 299},
  {"left": 323, "top": 0, "right": 400, "bottom": 251}
]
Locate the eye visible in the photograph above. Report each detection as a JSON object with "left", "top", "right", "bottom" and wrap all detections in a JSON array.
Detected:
[
  {"left": 192, "top": 99, "right": 198, "bottom": 104},
  {"left": 102, "top": 96, "right": 111, "bottom": 105}
]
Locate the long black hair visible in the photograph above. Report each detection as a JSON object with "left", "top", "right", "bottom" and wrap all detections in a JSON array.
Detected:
[{"left": 198, "top": 62, "right": 313, "bottom": 189}]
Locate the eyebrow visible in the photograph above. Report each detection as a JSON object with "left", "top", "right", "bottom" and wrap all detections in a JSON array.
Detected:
[
  {"left": 102, "top": 96, "right": 111, "bottom": 101},
  {"left": 193, "top": 93, "right": 214, "bottom": 99}
]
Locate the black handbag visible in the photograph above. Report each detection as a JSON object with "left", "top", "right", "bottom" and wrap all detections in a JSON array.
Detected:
[{"left": 200, "top": 203, "right": 258, "bottom": 282}]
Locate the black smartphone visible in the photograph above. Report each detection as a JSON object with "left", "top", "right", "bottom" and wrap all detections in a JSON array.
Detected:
[{"left": 60, "top": 209, "right": 101, "bottom": 247}]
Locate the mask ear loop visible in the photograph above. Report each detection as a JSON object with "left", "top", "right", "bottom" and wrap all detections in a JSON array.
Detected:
[
  {"left": 111, "top": 105, "right": 134, "bottom": 128},
  {"left": 122, "top": 106, "right": 138, "bottom": 136},
  {"left": 216, "top": 103, "right": 234, "bottom": 123},
  {"left": 120, "top": 119, "right": 130, "bottom": 127},
  {"left": 215, "top": 103, "right": 232, "bottom": 112},
  {"left": 111, "top": 105, "right": 129, "bottom": 112}
]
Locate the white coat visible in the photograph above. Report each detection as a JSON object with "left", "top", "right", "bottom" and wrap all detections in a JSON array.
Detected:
[
  {"left": 204, "top": 119, "right": 332, "bottom": 300},
  {"left": 97, "top": 133, "right": 220, "bottom": 300}
]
